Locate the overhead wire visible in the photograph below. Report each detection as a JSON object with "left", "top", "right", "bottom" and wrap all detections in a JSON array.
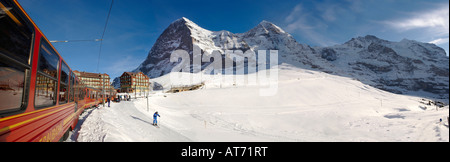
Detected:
[
  {"left": 49, "top": 39, "right": 102, "bottom": 43},
  {"left": 96, "top": 0, "right": 114, "bottom": 73}
]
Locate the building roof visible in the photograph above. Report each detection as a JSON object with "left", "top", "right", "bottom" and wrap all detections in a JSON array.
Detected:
[
  {"left": 120, "top": 72, "right": 150, "bottom": 79},
  {"left": 73, "top": 70, "right": 110, "bottom": 78}
]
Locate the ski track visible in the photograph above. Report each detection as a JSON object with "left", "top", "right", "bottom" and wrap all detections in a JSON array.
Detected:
[{"left": 75, "top": 100, "right": 191, "bottom": 142}]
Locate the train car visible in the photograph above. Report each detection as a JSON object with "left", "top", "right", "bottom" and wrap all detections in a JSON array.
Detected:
[
  {"left": 84, "top": 87, "right": 101, "bottom": 108},
  {"left": 84, "top": 86, "right": 118, "bottom": 108},
  {"left": 0, "top": 0, "right": 86, "bottom": 142}
]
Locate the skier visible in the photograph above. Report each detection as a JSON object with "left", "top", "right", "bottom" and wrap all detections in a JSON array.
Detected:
[
  {"left": 107, "top": 97, "right": 110, "bottom": 107},
  {"left": 153, "top": 111, "right": 161, "bottom": 126}
]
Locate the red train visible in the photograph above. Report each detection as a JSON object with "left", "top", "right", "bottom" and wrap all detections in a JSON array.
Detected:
[{"left": 0, "top": 0, "right": 108, "bottom": 142}]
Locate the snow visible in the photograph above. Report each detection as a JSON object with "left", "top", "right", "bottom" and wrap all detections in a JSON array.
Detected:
[
  {"left": 73, "top": 65, "right": 449, "bottom": 142},
  {"left": 75, "top": 101, "right": 191, "bottom": 142}
]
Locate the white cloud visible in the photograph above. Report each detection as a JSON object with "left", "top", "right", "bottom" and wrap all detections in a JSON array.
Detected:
[
  {"left": 383, "top": 3, "right": 449, "bottom": 56},
  {"left": 285, "top": 4, "right": 303, "bottom": 23},
  {"left": 428, "top": 37, "right": 449, "bottom": 56},
  {"left": 385, "top": 5, "right": 449, "bottom": 36},
  {"left": 429, "top": 37, "right": 449, "bottom": 45},
  {"left": 283, "top": 3, "right": 338, "bottom": 46},
  {"left": 282, "top": 0, "right": 450, "bottom": 53}
]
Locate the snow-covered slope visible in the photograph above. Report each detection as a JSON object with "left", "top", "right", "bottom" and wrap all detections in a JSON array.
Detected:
[
  {"left": 77, "top": 64, "right": 449, "bottom": 142},
  {"left": 129, "top": 17, "right": 448, "bottom": 99}
]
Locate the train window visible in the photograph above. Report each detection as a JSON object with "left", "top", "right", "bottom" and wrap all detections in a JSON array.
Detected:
[
  {"left": 79, "top": 86, "right": 83, "bottom": 99},
  {"left": 77, "top": 86, "right": 81, "bottom": 99},
  {"left": 59, "top": 62, "right": 69, "bottom": 104},
  {"left": 37, "top": 41, "right": 59, "bottom": 78},
  {"left": 69, "top": 73, "right": 75, "bottom": 102},
  {"left": 80, "top": 87, "right": 84, "bottom": 99},
  {"left": 59, "top": 84, "right": 67, "bottom": 104},
  {"left": 35, "top": 40, "right": 59, "bottom": 108},
  {"left": 73, "top": 80, "right": 78, "bottom": 101},
  {"left": 0, "top": 60, "right": 26, "bottom": 113},
  {"left": 82, "top": 87, "right": 85, "bottom": 99},
  {"left": 0, "top": 0, "right": 33, "bottom": 65},
  {"left": 60, "top": 62, "right": 69, "bottom": 84},
  {"left": 0, "top": 0, "right": 33, "bottom": 115},
  {"left": 35, "top": 74, "right": 56, "bottom": 108}
]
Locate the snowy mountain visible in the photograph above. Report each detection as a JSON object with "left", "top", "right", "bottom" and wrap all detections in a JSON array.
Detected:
[
  {"left": 312, "top": 35, "right": 449, "bottom": 99},
  {"left": 132, "top": 17, "right": 306, "bottom": 78},
  {"left": 239, "top": 24, "right": 448, "bottom": 98},
  {"left": 128, "top": 17, "right": 448, "bottom": 99}
]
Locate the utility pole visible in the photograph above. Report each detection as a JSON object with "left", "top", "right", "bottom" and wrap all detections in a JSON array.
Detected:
[
  {"left": 146, "top": 80, "right": 150, "bottom": 112},
  {"left": 101, "top": 74, "right": 105, "bottom": 107}
]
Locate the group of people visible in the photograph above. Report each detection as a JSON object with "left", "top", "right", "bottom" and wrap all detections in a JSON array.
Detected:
[{"left": 117, "top": 94, "right": 131, "bottom": 101}]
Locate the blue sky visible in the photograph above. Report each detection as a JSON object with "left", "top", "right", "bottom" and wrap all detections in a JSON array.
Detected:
[{"left": 17, "top": 0, "right": 449, "bottom": 79}]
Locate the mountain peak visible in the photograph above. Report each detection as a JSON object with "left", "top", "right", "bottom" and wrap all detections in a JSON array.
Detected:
[
  {"left": 257, "top": 20, "right": 285, "bottom": 34},
  {"left": 259, "top": 20, "right": 273, "bottom": 26},
  {"left": 172, "top": 17, "right": 186, "bottom": 24},
  {"left": 172, "top": 17, "right": 198, "bottom": 27},
  {"left": 181, "top": 17, "right": 190, "bottom": 21},
  {"left": 180, "top": 17, "right": 196, "bottom": 25},
  {"left": 363, "top": 35, "right": 380, "bottom": 40},
  {"left": 242, "top": 20, "right": 286, "bottom": 37},
  {"left": 344, "top": 35, "right": 389, "bottom": 48},
  {"left": 399, "top": 38, "right": 421, "bottom": 44},
  {"left": 172, "top": 17, "right": 191, "bottom": 23}
]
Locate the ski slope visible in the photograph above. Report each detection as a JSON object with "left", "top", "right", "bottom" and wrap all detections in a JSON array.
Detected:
[
  {"left": 74, "top": 101, "right": 191, "bottom": 142},
  {"left": 74, "top": 65, "right": 449, "bottom": 142}
]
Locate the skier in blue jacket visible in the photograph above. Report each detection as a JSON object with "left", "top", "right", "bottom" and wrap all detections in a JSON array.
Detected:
[{"left": 153, "top": 111, "right": 160, "bottom": 126}]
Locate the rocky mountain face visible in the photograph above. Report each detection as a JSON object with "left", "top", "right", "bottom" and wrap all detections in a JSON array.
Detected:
[
  {"left": 132, "top": 17, "right": 315, "bottom": 77},
  {"left": 312, "top": 35, "right": 449, "bottom": 99},
  {"left": 123, "top": 17, "right": 448, "bottom": 99}
]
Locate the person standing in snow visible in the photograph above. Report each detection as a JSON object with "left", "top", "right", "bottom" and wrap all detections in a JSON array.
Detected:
[
  {"left": 107, "top": 96, "right": 110, "bottom": 107},
  {"left": 153, "top": 111, "right": 161, "bottom": 126}
]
